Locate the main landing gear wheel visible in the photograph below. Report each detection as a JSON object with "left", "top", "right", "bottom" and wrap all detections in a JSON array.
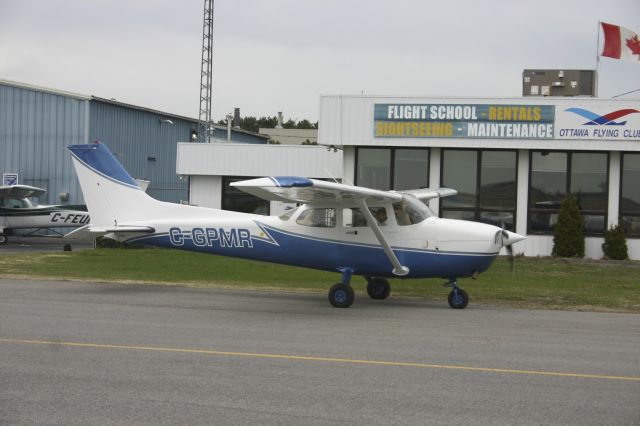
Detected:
[
  {"left": 328, "top": 283, "right": 355, "bottom": 308},
  {"left": 448, "top": 288, "right": 469, "bottom": 309},
  {"left": 366, "top": 277, "right": 390, "bottom": 300}
]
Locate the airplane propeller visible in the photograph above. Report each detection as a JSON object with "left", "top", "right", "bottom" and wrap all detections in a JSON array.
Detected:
[{"left": 495, "top": 225, "right": 519, "bottom": 276}]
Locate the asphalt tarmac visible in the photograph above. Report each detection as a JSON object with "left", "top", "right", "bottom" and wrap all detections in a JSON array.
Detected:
[{"left": 0, "top": 279, "right": 639, "bottom": 425}]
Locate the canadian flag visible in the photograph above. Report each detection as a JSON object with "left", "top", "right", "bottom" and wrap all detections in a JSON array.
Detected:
[{"left": 601, "top": 22, "right": 640, "bottom": 63}]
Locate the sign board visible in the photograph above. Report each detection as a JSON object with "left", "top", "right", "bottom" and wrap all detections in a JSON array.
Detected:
[
  {"left": 374, "top": 104, "right": 555, "bottom": 139},
  {"left": 2, "top": 173, "right": 18, "bottom": 186},
  {"left": 555, "top": 105, "right": 640, "bottom": 140}
]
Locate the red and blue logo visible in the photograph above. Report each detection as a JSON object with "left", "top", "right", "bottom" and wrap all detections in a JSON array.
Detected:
[{"left": 565, "top": 108, "right": 639, "bottom": 125}]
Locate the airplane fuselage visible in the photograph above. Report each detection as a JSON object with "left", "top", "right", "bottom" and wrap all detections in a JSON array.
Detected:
[
  {"left": 120, "top": 206, "right": 503, "bottom": 280},
  {"left": 0, "top": 205, "right": 90, "bottom": 233}
]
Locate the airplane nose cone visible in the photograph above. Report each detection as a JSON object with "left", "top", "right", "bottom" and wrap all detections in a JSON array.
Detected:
[{"left": 496, "top": 230, "right": 526, "bottom": 247}]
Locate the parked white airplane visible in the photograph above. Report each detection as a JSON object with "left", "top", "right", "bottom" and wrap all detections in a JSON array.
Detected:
[
  {"left": 0, "top": 185, "right": 89, "bottom": 244},
  {"left": 68, "top": 142, "right": 524, "bottom": 309}
]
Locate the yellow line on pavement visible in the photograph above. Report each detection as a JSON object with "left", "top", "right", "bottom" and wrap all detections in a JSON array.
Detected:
[{"left": 1, "top": 338, "right": 639, "bottom": 383}]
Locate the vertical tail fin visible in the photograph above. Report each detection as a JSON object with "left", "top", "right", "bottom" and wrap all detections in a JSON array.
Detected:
[{"left": 68, "top": 142, "right": 160, "bottom": 227}]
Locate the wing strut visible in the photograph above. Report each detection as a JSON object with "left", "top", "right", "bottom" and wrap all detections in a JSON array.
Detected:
[{"left": 358, "top": 199, "right": 409, "bottom": 276}]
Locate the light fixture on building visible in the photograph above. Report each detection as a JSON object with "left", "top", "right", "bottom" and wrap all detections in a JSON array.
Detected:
[{"left": 159, "top": 118, "right": 174, "bottom": 125}]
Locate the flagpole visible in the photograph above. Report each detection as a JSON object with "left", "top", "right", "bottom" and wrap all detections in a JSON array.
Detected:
[{"left": 595, "top": 20, "right": 601, "bottom": 97}]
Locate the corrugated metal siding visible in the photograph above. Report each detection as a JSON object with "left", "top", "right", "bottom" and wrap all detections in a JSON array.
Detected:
[
  {"left": 1, "top": 80, "right": 269, "bottom": 208},
  {"left": 0, "top": 82, "right": 88, "bottom": 205},
  {"left": 89, "top": 100, "right": 192, "bottom": 203}
]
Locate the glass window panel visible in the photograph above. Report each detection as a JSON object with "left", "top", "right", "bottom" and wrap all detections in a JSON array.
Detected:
[
  {"left": 480, "top": 151, "right": 516, "bottom": 209},
  {"left": 529, "top": 211, "right": 559, "bottom": 232},
  {"left": 583, "top": 215, "right": 605, "bottom": 233},
  {"left": 357, "top": 148, "right": 391, "bottom": 190},
  {"left": 222, "top": 177, "right": 270, "bottom": 215},
  {"left": 621, "top": 154, "right": 640, "bottom": 214},
  {"left": 571, "top": 153, "right": 607, "bottom": 211},
  {"left": 393, "top": 149, "right": 429, "bottom": 190},
  {"left": 479, "top": 211, "right": 514, "bottom": 231},
  {"left": 441, "top": 210, "right": 475, "bottom": 221},
  {"left": 530, "top": 151, "right": 567, "bottom": 209},
  {"left": 441, "top": 150, "right": 477, "bottom": 208},
  {"left": 621, "top": 216, "right": 640, "bottom": 235}
]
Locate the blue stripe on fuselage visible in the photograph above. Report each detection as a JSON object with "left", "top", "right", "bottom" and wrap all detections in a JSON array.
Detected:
[{"left": 126, "top": 224, "right": 497, "bottom": 279}]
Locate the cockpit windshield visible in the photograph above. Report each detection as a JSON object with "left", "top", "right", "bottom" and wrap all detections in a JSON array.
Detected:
[{"left": 393, "top": 195, "right": 434, "bottom": 225}]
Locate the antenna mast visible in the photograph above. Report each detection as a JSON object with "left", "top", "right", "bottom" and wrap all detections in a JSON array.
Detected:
[{"left": 198, "top": 0, "right": 214, "bottom": 142}]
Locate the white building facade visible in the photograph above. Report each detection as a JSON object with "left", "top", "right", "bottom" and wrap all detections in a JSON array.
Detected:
[
  {"left": 318, "top": 95, "right": 640, "bottom": 259},
  {"left": 176, "top": 143, "right": 343, "bottom": 216}
]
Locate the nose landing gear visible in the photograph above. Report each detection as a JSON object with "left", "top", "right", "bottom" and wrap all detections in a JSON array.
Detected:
[
  {"left": 445, "top": 279, "right": 469, "bottom": 309},
  {"left": 329, "top": 268, "right": 356, "bottom": 308}
]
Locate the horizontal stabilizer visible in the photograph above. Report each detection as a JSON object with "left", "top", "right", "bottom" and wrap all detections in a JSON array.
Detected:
[{"left": 64, "top": 224, "right": 155, "bottom": 240}]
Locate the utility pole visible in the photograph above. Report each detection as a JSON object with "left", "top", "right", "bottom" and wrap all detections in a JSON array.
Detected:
[{"left": 198, "top": 0, "right": 214, "bottom": 143}]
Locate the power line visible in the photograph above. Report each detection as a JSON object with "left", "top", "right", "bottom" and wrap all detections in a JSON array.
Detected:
[{"left": 612, "top": 87, "right": 640, "bottom": 98}]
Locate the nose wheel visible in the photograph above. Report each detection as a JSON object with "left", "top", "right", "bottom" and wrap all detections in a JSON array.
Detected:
[
  {"left": 328, "top": 283, "right": 355, "bottom": 308},
  {"left": 446, "top": 280, "right": 469, "bottom": 309}
]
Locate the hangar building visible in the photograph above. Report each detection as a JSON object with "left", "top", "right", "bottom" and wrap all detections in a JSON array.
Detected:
[
  {"left": 318, "top": 95, "right": 640, "bottom": 259},
  {"left": 0, "top": 79, "right": 267, "bottom": 206}
]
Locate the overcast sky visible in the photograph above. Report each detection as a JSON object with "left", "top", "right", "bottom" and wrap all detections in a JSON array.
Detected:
[{"left": 1, "top": 0, "right": 639, "bottom": 122}]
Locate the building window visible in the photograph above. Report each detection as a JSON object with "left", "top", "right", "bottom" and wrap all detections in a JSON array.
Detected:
[
  {"left": 222, "top": 176, "right": 270, "bottom": 215},
  {"left": 355, "top": 148, "right": 429, "bottom": 190},
  {"left": 620, "top": 153, "right": 640, "bottom": 236},
  {"left": 440, "top": 149, "right": 517, "bottom": 230},
  {"left": 528, "top": 151, "right": 608, "bottom": 235}
]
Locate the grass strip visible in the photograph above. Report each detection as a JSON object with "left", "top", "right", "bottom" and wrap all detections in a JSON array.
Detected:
[{"left": 1, "top": 248, "right": 639, "bottom": 312}]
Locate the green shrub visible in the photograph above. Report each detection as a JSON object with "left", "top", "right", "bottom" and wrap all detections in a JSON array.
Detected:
[
  {"left": 602, "top": 224, "right": 628, "bottom": 260},
  {"left": 95, "top": 236, "right": 128, "bottom": 249},
  {"left": 552, "top": 194, "right": 585, "bottom": 258}
]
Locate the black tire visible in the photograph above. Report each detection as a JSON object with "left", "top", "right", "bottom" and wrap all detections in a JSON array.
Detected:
[
  {"left": 0, "top": 235, "right": 6, "bottom": 244},
  {"left": 328, "top": 283, "right": 355, "bottom": 308},
  {"left": 448, "top": 288, "right": 469, "bottom": 309},
  {"left": 366, "top": 277, "right": 390, "bottom": 300}
]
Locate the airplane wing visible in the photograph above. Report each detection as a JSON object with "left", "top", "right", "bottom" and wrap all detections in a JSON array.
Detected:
[
  {"left": 0, "top": 185, "right": 47, "bottom": 199},
  {"left": 230, "top": 177, "right": 403, "bottom": 204},
  {"left": 401, "top": 188, "right": 457, "bottom": 202}
]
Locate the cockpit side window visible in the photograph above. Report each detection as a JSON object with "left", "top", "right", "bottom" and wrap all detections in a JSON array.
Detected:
[
  {"left": 295, "top": 208, "right": 336, "bottom": 228},
  {"left": 2, "top": 198, "right": 30, "bottom": 209}
]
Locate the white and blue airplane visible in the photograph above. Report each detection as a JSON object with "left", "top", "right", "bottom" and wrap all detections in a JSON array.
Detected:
[{"left": 67, "top": 142, "right": 525, "bottom": 309}]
